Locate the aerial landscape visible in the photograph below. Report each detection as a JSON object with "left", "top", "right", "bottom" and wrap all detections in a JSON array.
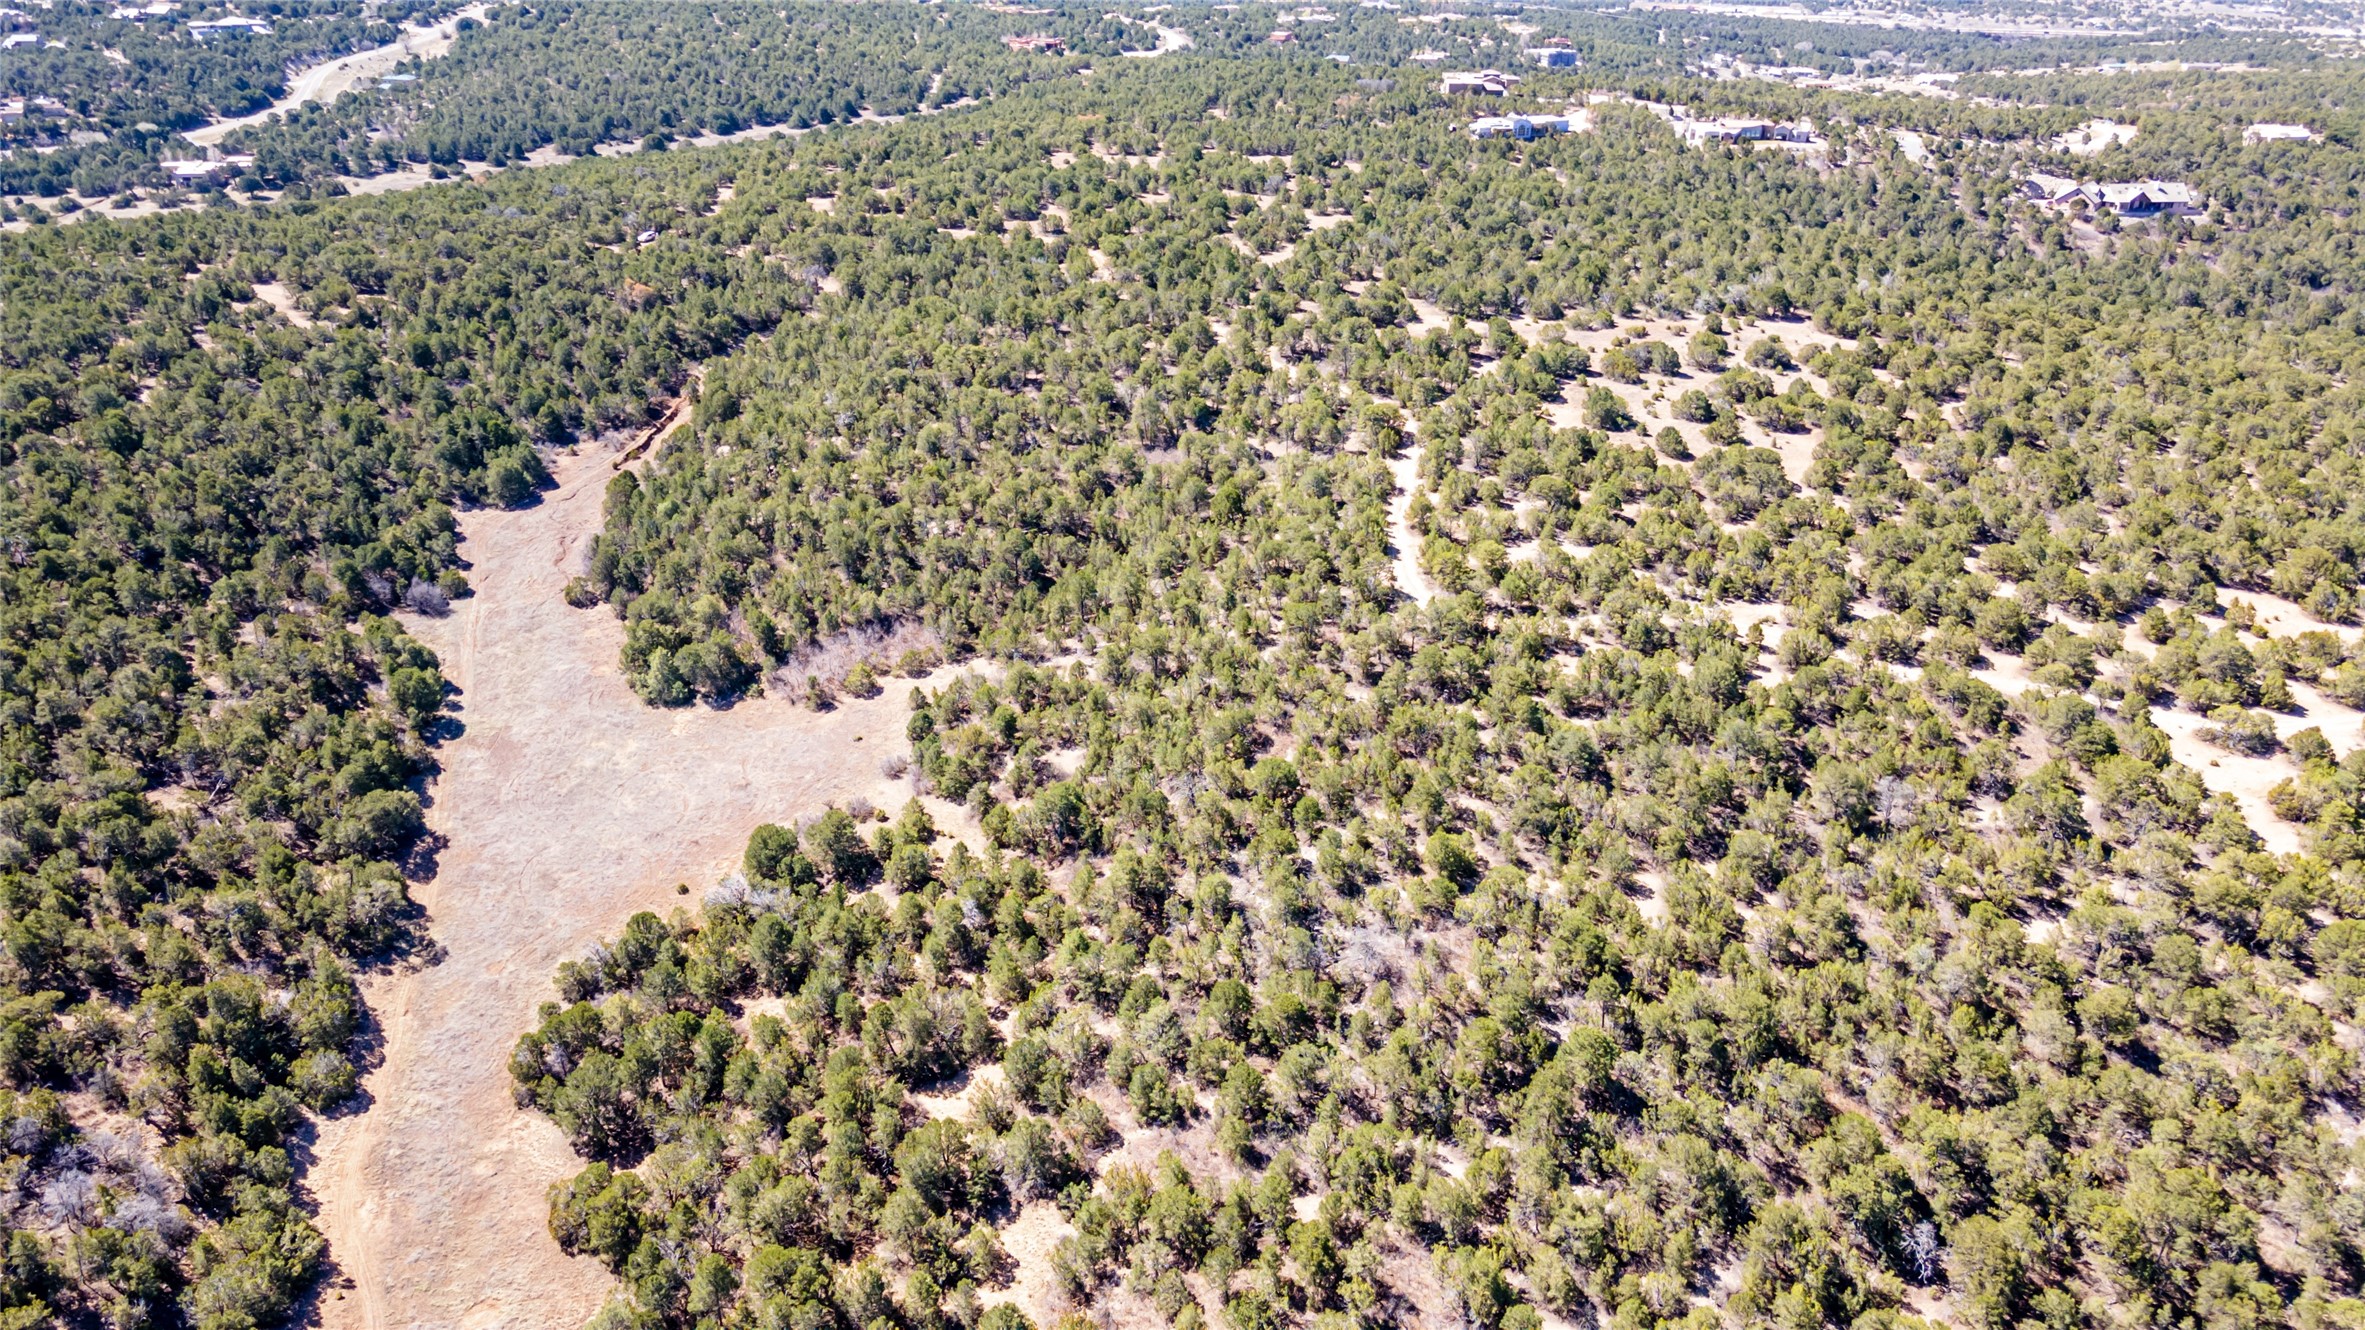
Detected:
[{"left": 11, "top": 0, "right": 2365, "bottom": 1327}]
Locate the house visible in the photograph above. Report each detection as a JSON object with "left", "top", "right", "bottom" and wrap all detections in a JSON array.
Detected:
[
  {"left": 1674, "top": 115, "right": 1814, "bottom": 145},
  {"left": 2025, "top": 174, "right": 2201, "bottom": 218},
  {"left": 0, "top": 96, "right": 65, "bottom": 122},
  {"left": 2022, "top": 172, "right": 2079, "bottom": 204},
  {"left": 0, "top": 32, "right": 35, "bottom": 48},
  {"left": 1000, "top": 33, "right": 1065, "bottom": 52},
  {"left": 160, "top": 152, "right": 255, "bottom": 181},
  {"left": 2084, "top": 180, "right": 2199, "bottom": 218},
  {"left": 110, "top": 1, "right": 175, "bottom": 17},
  {"left": 1440, "top": 69, "right": 1518, "bottom": 95},
  {"left": 2246, "top": 122, "right": 2315, "bottom": 144},
  {"left": 1676, "top": 116, "right": 1769, "bottom": 143},
  {"left": 189, "top": 14, "right": 272, "bottom": 36},
  {"left": 1264, "top": 29, "right": 1293, "bottom": 41},
  {"left": 1525, "top": 47, "right": 1578, "bottom": 68},
  {"left": 1470, "top": 113, "right": 1574, "bottom": 140}
]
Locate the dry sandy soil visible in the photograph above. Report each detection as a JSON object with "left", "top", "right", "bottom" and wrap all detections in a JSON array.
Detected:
[
  {"left": 2223, "top": 588, "right": 2364, "bottom": 645},
  {"left": 984, "top": 1200, "right": 1079, "bottom": 1326},
  {"left": 1387, "top": 441, "right": 1436, "bottom": 607},
  {"left": 249, "top": 281, "right": 316, "bottom": 328},
  {"left": 2150, "top": 706, "right": 2307, "bottom": 857},
  {"left": 310, "top": 439, "right": 939, "bottom": 1330},
  {"left": 2054, "top": 118, "right": 2139, "bottom": 156}
]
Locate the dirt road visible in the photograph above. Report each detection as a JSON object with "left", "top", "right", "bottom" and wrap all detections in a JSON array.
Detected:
[
  {"left": 1387, "top": 441, "right": 1435, "bottom": 607},
  {"left": 311, "top": 442, "right": 928, "bottom": 1330},
  {"left": 184, "top": 3, "right": 494, "bottom": 148}
]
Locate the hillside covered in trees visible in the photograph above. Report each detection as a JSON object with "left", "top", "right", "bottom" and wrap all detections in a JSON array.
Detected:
[
  {"left": 533, "top": 51, "right": 2365, "bottom": 1330},
  {"left": 0, "top": 0, "right": 456, "bottom": 198},
  {"left": 0, "top": 147, "right": 800, "bottom": 1325},
  {"left": 9, "top": 6, "right": 2365, "bottom": 1330},
  {"left": 11, "top": 0, "right": 2356, "bottom": 203},
  {"left": 214, "top": 0, "right": 1140, "bottom": 181}
]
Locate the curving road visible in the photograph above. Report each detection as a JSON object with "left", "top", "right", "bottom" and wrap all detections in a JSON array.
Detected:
[{"left": 184, "top": 3, "right": 496, "bottom": 148}]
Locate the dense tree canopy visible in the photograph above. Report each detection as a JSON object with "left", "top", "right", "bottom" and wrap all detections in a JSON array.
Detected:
[
  {"left": 527, "top": 48, "right": 2365, "bottom": 1330},
  {"left": 11, "top": 8, "right": 2365, "bottom": 1330},
  {"left": 0, "top": 0, "right": 448, "bottom": 197},
  {"left": 0, "top": 154, "right": 799, "bottom": 1325},
  {"left": 218, "top": 0, "right": 1134, "bottom": 179}
]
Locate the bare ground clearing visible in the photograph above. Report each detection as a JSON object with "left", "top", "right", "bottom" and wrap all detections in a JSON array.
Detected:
[
  {"left": 1387, "top": 440, "right": 1435, "bottom": 606},
  {"left": 311, "top": 442, "right": 938, "bottom": 1330}
]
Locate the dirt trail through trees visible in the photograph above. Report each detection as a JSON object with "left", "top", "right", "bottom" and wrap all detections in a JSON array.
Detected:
[
  {"left": 1387, "top": 441, "right": 1434, "bottom": 606},
  {"left": 311, "top": 443, "right": 929, "bottom": 1330},
  {"left": 185, "top": 2, "right": 496, "bottom": 148}
]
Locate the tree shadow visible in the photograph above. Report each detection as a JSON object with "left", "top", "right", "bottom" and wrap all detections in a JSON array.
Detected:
[
  {"left": 283, "top": 995, "right": 392, "bottom": 1327},
  {"left": 397, "top": 827, "right": 449, "bottom": 888},
  {"left": 284, "top": 1245, "right": 359, "bottom": 1330}
]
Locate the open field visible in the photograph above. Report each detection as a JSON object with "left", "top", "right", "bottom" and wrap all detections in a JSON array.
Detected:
[{"left": 310, "top": 440, "right": 939, "bottom": 1330}]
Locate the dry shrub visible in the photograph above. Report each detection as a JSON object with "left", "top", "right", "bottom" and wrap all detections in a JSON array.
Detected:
[
  {"left": 403, "top": 579, "right": 451, "bottom": 617},
  {"left": 771, "top": 620, "right": 943, "bottom": 705}
]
